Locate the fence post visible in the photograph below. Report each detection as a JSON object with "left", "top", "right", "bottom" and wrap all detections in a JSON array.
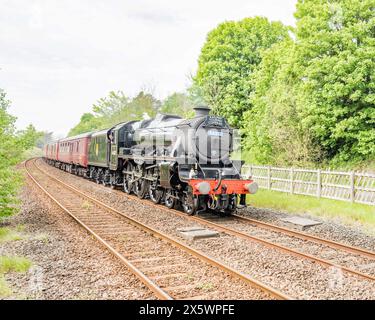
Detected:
[
  {"left": 317, "top": 169, "right": 321, "bottom": 198},
  {"left": 350, "top": 171, "right": 355, "bottom": 203},
  {"left": 267, "top": 166, "right": 271, "bottom": 190},
  {"left": 290, "top": 168, "right": 294, "bottom": 194}
]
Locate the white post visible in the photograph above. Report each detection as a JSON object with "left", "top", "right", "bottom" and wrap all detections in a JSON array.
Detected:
[
  {"left": 317, "top": 169, "right": 321, "bottom": 198},
  {"left": 290, "top": 168, "right": 294, "bottom": 194},
  {"left": 267, "top": 166, "right": 271, "bottom": 190},
  {"left": 350, "top": 172, "right": 355, "bottom": 203}
]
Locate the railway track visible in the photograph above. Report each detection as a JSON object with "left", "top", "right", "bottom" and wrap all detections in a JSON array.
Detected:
[
  {"left": 193, "top": 213, "right": 375, "bottom": 281},
  {"left": 113, "top": 180, "right": 375, "bottom": 282},
  {"left": 232, "top": 214, "right": 375, "bottom": 259},
  {"left": 36, "top": 158, "right": 375, "bottom": 283},
  {"left": 26, "top": 158, "right": 292, "bottom": 300}
]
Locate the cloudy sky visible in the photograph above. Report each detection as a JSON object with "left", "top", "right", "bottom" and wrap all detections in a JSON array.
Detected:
[{"left": 0, "top": 0, "right": 297, "bottom": 136}]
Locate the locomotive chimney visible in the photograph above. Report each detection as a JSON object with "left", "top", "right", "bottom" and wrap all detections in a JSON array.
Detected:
[{"left": 194, "top": 105, "right": 211, "bottom": 117}]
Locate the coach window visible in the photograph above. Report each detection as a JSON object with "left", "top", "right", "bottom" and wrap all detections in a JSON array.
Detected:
[{"left": 112, "top": 132, "right": 117, "bottom": 144}]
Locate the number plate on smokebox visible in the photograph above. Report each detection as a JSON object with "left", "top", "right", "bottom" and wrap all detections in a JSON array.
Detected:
[{"left": 207, "top": 130, "right": 224, "bottom": 137}]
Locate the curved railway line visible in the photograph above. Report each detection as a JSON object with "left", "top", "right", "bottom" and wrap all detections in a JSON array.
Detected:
[
  {"left": 25, "top": 158, "right": 292, "bottom": 301},
  {"left": 36, "top": 158, "right": 375, "bottom": 284}
]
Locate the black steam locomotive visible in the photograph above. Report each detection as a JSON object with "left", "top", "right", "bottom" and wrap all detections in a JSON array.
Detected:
[{"left": 45, "top": 106, "right": 258, "bottom": 215}]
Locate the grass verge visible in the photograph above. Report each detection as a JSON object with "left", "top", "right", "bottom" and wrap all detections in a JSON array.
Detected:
[
  {"left": 0, "top": 275, "right": 12, "bottom": 297},
  {"left": 0, "top": 256, "right": 32, "bottom": 298},
  {"left": 0, "top": 227, "right": 23, "bottom": 242},
  {"left": 0, "top": 256, "right": 32, "bottom": 274},
  {"left": 248, "top": 189, "right": 375, "bottom": 232}
]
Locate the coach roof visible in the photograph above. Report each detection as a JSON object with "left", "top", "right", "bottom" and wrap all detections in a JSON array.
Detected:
[
  {"left": 91, "top": 129, "right": 109, "bottom": 138},
  {"left": 59, "top": 131, "right": 93, "bottom": 143}
]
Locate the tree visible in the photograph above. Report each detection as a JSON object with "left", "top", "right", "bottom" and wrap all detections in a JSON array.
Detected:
[
  {"left": 160, "top": 92, "right": 194, "bottom": 118},
  {"left": 93, "top": 91, "right": 129, "bottom": 120},
  {"left": 243, "top": 40, "right": 321, "bottom": 165},
  {"left": 123, "top": 91, "right": 160, "bottom": 121},
  {"left": 69, "top": 113, "right": 104, "bottom": 136},
  {"left": 17, "top": 124, "right": 44, "bottom": 150},
  {"left": 243, "top": 1, "right": 374, "bottom": 166},
  {"left": 294, "top": 0, "right": 375, "bottom": 163},
  {"left": 0, "top": 89, "right": 23, "bottom": 217},
  {"left": 69, "top": 90, "right": 162, "bottom": 136},
  {"left": 194, "top": 16, "right": 290, "bottom": 128}
]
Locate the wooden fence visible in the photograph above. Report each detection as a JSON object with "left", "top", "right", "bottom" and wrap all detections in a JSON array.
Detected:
[{"left": 242, "top": 165, "right": 375, "bottom": 206}]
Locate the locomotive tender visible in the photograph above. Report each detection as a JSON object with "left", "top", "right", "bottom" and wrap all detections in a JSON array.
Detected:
[{"left": 44, "top": 106, "right": 258, "bottom": 215}]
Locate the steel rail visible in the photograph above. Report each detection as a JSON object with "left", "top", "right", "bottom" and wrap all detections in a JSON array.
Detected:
[
  {"left": 66, "top": 165, "right": 375, "bottom": 282},
  {"left": 122, "top": 194, "right": 375, "bottom": 282},
  {"left": 96, "top": 159, "right": 374, "bottom": 261},
  {"left": 187, "top": 215, "right": 375, "bottom": 282},
  {"left": 25, "top": 159, "right": 172, "bottom": 300},
  {"left": 30, "top": 158, "right": 292, "bottom": 300},
  {"left": 135, "top": 199, "right": 375, "bottom": 282},
  {"left": 37, "top": 158, "right": 375, "bottom": 282},
  {"left": 232, "top": 214, "right": 375, "bottom": 260}
]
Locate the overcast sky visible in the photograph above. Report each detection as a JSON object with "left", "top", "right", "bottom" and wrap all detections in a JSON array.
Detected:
[{"left": 0, "top": 0, "right": 297, "bottom": 136}]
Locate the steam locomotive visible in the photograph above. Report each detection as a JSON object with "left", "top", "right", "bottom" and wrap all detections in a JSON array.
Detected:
[{"left": 44, "top": 106, "right": 258, "bottom": 215}]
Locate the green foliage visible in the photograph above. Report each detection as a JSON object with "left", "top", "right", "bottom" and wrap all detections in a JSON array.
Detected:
[
  {"left": 69, "top": 113, "right": 104, "bottom": 137},
  {"left": 194, "top": 16, "right": 290, "bottom": 128},
  {"left": 0, "top": 88, "right": 41, "bottom": 217},
  {"left": 244, "top": 40, "right": 322, "bottom": 165},
  {"left": 0, "top": 89, "right": 24, "bottom": 217},
  {"left": 160, "top": 92, "right": 194, "bottom": 118},
  {"left": 70, "top": 90, "right": 198, "bottom": 136},
  {"left": 0, "top": 275, "right": 12, "bottom": 297},
  {"left": 122, "top": 91, "right": 160, "bottom": 121},
  {"left": 242, "top": 1, "right": 374, "bottom": 166},
  {"left": 0, "top": 227, "right": 23, "bottom": 242},
  {"left": 69, "top": 90, "right": 161, "bottom": 136},
  {"left": 93, "top": 90, "right": 128, "bottom": 119},
  {"left": 0, "top": 255, "right": 32, "bottom": 297},
  {"left": 0, "top": 256, "right": 32, "bottom": 274},
  {"left": 17, "top": 124, "right": 44, "bottom": 151},
  {"left": 295, "top": 0, "right": 375, "bottom": 163}
]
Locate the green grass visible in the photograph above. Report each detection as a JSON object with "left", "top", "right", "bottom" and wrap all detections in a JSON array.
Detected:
[
  {"left": 0, "top": 227, "right": 23, "bottom": 243},
  {"left": 0, "top": 256, "right": 32, "bottom": 298},
  {"left": 0, "top": 256, "right": 32, "bottom": 274},
  {"left": 0, "top": 275, "right": 12, "bottom": 297},
  {"left": 81, "top": 201, "right": 92, "bottom": 210},
  {"left": 196, "top": 282, "right": 215, "bottom": 291},
  {"left": 248, "top": 189, "right": 375, "bottom": 232}
]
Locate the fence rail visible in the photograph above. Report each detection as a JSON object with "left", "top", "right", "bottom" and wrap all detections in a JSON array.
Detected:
[{"left": 242, "top": 165, "right": 375, "bottom": 206}]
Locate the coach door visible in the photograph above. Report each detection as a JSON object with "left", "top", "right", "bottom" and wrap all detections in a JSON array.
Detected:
[{"left": 109, "top": 130, "right": 118, "bottom": 171}]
